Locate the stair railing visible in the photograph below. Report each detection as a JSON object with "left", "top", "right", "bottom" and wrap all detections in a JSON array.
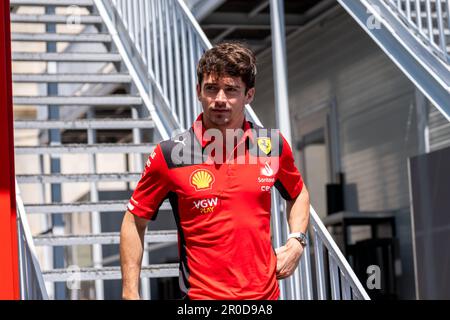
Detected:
[
  {"left": 16, "top": 182, "right": 49, "bottom": 300},
  {"left": 383, "top": 0, "right": 450, "bottom": 63}
]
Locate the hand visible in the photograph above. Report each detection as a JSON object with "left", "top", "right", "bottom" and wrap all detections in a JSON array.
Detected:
[{"left": 275, "top": 238, "right": 304, "bottom": 280}]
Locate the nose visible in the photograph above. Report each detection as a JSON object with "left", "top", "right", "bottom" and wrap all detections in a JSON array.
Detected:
[{"left": 215, "top": 89, "right": 227, "bottom": 104}]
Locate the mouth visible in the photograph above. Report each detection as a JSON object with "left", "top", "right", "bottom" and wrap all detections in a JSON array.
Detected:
[{"left": 211, "top": 109, "right": 231, "bottom": 113}]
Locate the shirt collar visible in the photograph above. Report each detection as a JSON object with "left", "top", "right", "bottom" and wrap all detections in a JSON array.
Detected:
[{"left": 192, "top": 113, "right": 255, "bottom": 148}]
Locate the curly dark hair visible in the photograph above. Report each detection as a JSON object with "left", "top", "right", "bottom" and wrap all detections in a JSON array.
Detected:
[{"left": 197, "top": 42, "right": 257, "bottom": 92}]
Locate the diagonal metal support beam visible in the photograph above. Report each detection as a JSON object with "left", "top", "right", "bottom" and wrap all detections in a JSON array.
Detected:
[{"left": 338, "top": 0, "right": 450, "bottom": 121}]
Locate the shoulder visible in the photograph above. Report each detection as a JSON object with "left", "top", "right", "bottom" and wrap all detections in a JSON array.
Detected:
[
  {"left": 159, "top": 129, "right": 193, "bottom": 155},
  {"left": 159, "top": 128, "right": 201, "bottom": 169}
]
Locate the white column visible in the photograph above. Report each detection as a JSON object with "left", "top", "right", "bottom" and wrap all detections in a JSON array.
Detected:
[{"left": 270, "top": 0, "right": 292, "bottom": 146}]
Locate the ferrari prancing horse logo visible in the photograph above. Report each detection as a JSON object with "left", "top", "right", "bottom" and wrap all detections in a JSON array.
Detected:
[{"left": 257, "top": 137, "right": 272, "bottom": 155}]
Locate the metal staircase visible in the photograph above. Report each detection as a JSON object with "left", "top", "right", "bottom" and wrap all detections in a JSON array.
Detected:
[
  {"left": 12, "top": 0, "right": 369, "bottom": 300},
  {"left": 338, "top": 0, "right": 450, "bottom": 122},
  {"left": 11, "top": 0, "right": 177, "bottom": 300}
]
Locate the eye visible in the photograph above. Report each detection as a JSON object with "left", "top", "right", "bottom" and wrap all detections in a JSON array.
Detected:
[{"left": 204, "top": 85, "right": 218, "bottom": 92}]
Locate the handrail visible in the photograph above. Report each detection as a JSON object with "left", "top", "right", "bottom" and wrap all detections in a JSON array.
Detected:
[
  {"left": 384, "top": 0, "right": 450, "bottom": 63},
  {"left": 16, "top": 181, "right": 49, "bottom": 300},
  {"left": 96, "top": 0, "right": 370, "bottom": 300}
]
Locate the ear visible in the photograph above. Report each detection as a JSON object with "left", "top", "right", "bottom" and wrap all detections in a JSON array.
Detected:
[{"left": 245, "top": 87, "right": 255, "bottom": 105}]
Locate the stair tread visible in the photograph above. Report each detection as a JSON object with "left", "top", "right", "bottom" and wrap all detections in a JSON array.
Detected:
[
  {"left": 11, "top": 14, "right": 102, "bottom": 24},
  {"left": 42, "top": 264, "right": 179, "bottom": 281},
  {"left": 14, "top": 118, "right": 154, "bottom": 129},
  {"left": 13, "top": 73, "right": 131, "bottom": 83},
  {"left": 15, "top": 143, "right": 156, "bottom": 155},
  {"left": 17, "top": 172, "right": 142, "bottom": 183},
  {"left": 24, "top": 199, "right": 170, "bottom": 213},
  {"left": 11, "top": 0, "right": 94, "bottom": 5},
  {"left": 12, "top": 52, "right": 122, "bottom": 62},
  {"left": 13, "top": 95, "right": 142, "bottom": 105},
  {"left": 11, "top": 32, "right": 112, "bottom": 42},
  {"left": 34, "top": 230, "right": 178, "bottom": 246}
]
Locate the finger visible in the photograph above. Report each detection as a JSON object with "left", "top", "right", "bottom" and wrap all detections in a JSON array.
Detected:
[
  {"left": 276, "top": 273, "right": 286, "bottom": 280},
  {"left": 276, "top": 261, "right": 282, "bottom": 273}
]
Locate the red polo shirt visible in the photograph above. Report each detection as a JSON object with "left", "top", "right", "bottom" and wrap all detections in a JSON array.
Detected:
[{"left": 127, "top": 113, "right": 303, "bottom": 300}]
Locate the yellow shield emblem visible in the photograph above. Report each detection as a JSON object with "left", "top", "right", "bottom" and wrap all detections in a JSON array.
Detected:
[{"left": 257, "top": 137, "right": 272, "bottom": 155}]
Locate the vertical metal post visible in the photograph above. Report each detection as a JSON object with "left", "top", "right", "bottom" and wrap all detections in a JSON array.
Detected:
[
  {"left": 301, "top": 234, "right": 314, "bottom": 299},
  {"left": 158, "top": 0, "right": 168, "bottom": 96},
  {"left": 0, "top": 0, "right": 20, "bottom": 300},
  {"left": 144, "top": 0, "right": 152, "bottom": 72},
  {"left": 45, "top": 5, "right": 66, "bottom": 300},
  {"left": 172, "top": 2, "right": 185, "bottom": 128},
  {"left": 188, "top": 27, "right": 197, "bottom": 122},
  {"left": 271, "top": 192, "right": 286, "bottom": 299},
  {"left": 165, "top": 0, "right": 176, "bottom": 113},
  {"left": 270, "top": 0, "right": 298, "bottom": 299},
  {"left": 87, "top": 109, "right": 104, "bottom": 300},
  {"left": 131, "top": 106, "right": 151, "bottom": 300},
  {"left": 180, "top": 18, "right": 192, "bottom": 127},
  {"left": 329, "top": 253, "right": 341, "bottom": 299},
  {"left": 270, "top": 0, "right": 293, "bottom": 146},
  {"left": 39, "top": 155, "right": 53, "bottom": 298},
  {"left": 436, "top": 0, "right": 447, "bottom": 53},
  {"left": 313, "top": 229, "right": 327, "bottom": 299},
  {"left": 151, "top": 0, "right": 160, "bottom": 85}
]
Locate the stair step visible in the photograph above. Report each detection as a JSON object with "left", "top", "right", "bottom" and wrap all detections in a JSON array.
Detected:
[
  {"left": 12, "top": 52, "right": 122, "bottom": 62},
  {"left": 11, "top": 33, "right": 112, "bottom": 43},
  {"left": 24, "top": 200, "right": 171, "bottom": 214},
  {"left": 13, "top": 73, "right": 131, "bottom": 83},
  {"left": 34, "top": 230, "right": 178, "bottom": 246},
  {"left": 11, "top": 14, "right": 102, "bottom": 24},
  {"left": 15, "top": 143, "right": 155, "bottom": 154},
  {"left": 10, "top": 0, "right": 94, "bottom": 6},
  {"left": 13, "top": 95, "right": 142, "bottom": 106},
  {"left": 42, "top": 264, "right": 179, "bottom": 282},
  {"left": 17, "top": 172, "right": 141, "bottom": 183},
  {"left": 14, "top": 118, "right": 154, "bottom": 130}
]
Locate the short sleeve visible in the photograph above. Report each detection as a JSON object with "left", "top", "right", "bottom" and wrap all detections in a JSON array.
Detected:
[
  {"left": 127, "top": 144, "right": 171, "bottom": 220},
  {"left": 274, "top": 133, "right": 304, "bottom": 200}
]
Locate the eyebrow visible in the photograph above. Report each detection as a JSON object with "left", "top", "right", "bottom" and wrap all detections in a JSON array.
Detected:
[{"left": 203, "top": 82, "right": 241, "bottom": 89}]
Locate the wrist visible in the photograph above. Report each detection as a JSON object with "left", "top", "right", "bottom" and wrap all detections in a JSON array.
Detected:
[
  {"left": 287, "top": 237, "right": 304, "bottom": 251},
  {"left": 287, "top": 232, "right": 308, "bottom": 248}
]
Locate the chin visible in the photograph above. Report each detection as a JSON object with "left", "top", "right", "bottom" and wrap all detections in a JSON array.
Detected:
[{"left": 211, "top": 115, "right": 230, "bottom": 126}]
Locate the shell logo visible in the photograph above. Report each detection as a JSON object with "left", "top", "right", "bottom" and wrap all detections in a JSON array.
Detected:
[{"left": 190, "top": 169, "right": 215, "bottom": 191}]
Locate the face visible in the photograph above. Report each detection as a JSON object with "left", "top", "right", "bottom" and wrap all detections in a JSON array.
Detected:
[{"left": 197, "top": 73, "right": 255, "bottom": 130}]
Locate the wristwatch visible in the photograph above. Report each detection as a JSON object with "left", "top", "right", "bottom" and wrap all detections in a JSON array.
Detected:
[{"left": 288, "top": 232, "right": 308, "bottom": 248}]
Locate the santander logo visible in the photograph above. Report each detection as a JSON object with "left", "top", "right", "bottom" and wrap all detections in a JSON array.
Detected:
[{"left": 261, "top": 162, "right": 274, "bottom": 177}]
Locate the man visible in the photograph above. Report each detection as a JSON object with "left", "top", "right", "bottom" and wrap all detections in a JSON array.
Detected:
[{"left": 120, "top": 42, "right": 310, "bottom": 300}]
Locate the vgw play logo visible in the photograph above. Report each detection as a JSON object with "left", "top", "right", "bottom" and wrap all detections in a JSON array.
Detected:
[{"left": 193, "top": 197, "right": 219, "bottom": 214}]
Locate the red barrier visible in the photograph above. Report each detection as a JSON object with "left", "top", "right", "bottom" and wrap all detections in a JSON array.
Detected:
[{"left": 0, "top": 0, "right": 20, "bottom": 300}]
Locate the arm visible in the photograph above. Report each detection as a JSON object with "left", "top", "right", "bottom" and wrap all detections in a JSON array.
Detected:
[
  {"left": 120, "top": 144, "right": 171, "bottom": 299},
  {"left": 275, "top": 185, "right": 310, "bottom": 280},
  {"left": 120, "top": 210, "right": 149, "bottom": 300}
]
